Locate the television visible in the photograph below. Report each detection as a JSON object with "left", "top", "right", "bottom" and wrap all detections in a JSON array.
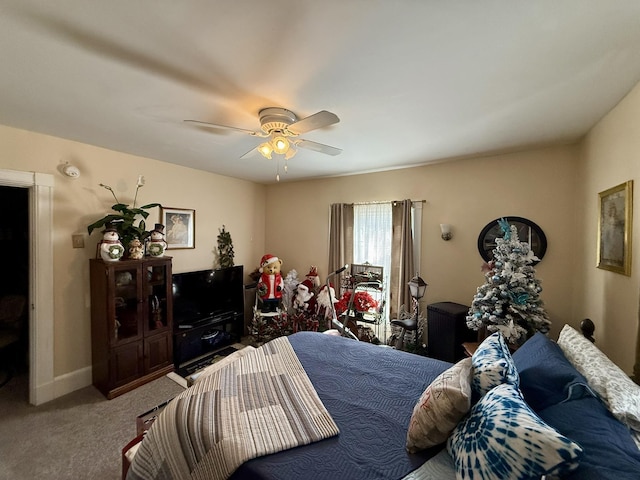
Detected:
[{"left": 172, "top": 265, "right": 244, "bottom": 327}]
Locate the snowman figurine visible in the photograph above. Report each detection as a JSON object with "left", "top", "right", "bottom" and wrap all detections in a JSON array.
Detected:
[
  {"left": 99, "top": 225, "right": 124, "bottom": 262},
  {"left": 147, "top": 223, "right": 167, "bottom": 257}
]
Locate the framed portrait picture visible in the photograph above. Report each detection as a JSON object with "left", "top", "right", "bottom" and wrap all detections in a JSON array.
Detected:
[
  {"left": 160, "top": 207, "right": 195, "bottom": 249},
  {"left": 597, "top": 180, "right": 633, "bottom": 275}
]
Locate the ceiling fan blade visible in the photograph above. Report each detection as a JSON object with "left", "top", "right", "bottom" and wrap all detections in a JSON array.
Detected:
[
  {"left": 184, "top": 119, "right": 263, "bottom": 136},
  {"left": 287, "top": 110, "right": 339, "bottom": 135},
  {"left": 239, "top": 145, "right": 261, "bottom": 159},
  {"left": 294, "top": 139, "right": 342, "bottom": 156}
]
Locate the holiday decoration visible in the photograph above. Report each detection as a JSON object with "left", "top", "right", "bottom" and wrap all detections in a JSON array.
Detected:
[
  {"left": 216, "top": 225, "right": 235, "bottom": 268},
  {"left": 282, "top": 269, "right": 300, "bottom": 314},
  {"left": 147, "top": 223, "right": 167, "bottom": 257},
  {"left": 315, "top": 283, "right": 340, "bottom": 328},
  {"left": 305, "top": 266, "right": 320, "bottom": 290},
  {"left": 335, "top": 290, "right": 379, "bottom": 315},
  {"left": 99, "top": 223, "right": 124, "bottom": 262},
  {"left": 256, "top": 254, "right": 284, "bottom": 312},
  {"left": 466, "top": 218, "right": 551, "bottom": 346},
  {"left": 128, "top": 237, "right": 144, "bottom": 259},
  {"left": 293, "top": 279, "right": 316, "bottom": 312}
]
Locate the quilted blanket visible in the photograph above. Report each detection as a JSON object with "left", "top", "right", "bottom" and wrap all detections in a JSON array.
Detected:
[{"left": 127, "top": 336, "right": 340, "bottom": 480}]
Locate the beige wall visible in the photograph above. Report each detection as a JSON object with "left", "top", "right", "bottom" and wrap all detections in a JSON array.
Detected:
[
  {"left": 576, "top": 81, "right": 640, "bottom": 374},
  {"left": 265, "top": 81, "right": 640, "bottom": 376},
  {"left": 265, "top": 144, "right": 580, "bottom": 343},
  {"left": 0, "top": 124, "right": 266, "bottom": 378},
  {"left": 3, "top": 78, "right": 640, "bottom": 394}
]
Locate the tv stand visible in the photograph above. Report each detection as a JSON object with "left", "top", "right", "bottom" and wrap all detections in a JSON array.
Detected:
[{"left": 173, "top": 309, "right": 243, "bottom": 369}]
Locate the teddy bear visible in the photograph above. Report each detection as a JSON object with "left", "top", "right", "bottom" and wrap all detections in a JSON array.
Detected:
[
  {"left": 256, "top": 254, "right": 284, "bottom": 313},
  {"left": 128, "top": 237, "right": 145, "bottom": 260}
]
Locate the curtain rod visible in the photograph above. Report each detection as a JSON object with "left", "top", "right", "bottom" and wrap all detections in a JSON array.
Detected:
[{"left": 348, "top": 200, "right": 426, "bottom": 206}]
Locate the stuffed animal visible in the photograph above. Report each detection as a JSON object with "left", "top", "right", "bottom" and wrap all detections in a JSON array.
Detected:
[
  {"left": 315, "top": 283, "right": 339, "bottom": 327},
  {"left": 293, "top": 279, "right": 315, "bottom": 312},
  {"left": 99, "top": 226, "right": 124, "bottom": 262},
  {"left": 128, "top": 237, "right": 144, "bottom": 260},
  {"left": 256, "top": 254, "right": 284, "bottom": 313},
  {"left": 305, "top": 266, "right": 321, "bottom": 291}
]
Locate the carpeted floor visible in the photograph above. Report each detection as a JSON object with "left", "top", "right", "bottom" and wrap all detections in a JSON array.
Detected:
[{"left": 0, "top": 372, "right": 184, "bottom": 480}]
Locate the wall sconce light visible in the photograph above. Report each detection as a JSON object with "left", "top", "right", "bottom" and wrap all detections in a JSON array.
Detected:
[{"left": 440, "top": 223, "right": 452, "bottom": 241}]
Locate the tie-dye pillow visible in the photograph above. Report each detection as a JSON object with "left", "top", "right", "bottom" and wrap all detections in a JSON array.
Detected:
[
  {"left": 471, "top": 332, "right": 519, "bottom": 397},
  {"left": 447, "top": 383, "right": 583, "bottom": 479}
]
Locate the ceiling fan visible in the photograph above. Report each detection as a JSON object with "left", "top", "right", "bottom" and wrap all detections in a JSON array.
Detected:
[{"left": 185, "top": 107, "right": 342, "bottom": 163}]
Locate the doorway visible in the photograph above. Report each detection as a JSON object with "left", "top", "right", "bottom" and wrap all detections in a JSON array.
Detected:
[
  {"left": 0, "top": 187, "right": 29, "bottom": 390},
  {"left": 0, "top": 169, "right": 54, "bottom": 405}
]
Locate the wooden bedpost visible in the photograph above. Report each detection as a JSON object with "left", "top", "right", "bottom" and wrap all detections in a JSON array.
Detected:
[
  {"left": 634, "top": 304, "right": 640, "bottom": 384},
  {"left": 580, "top": 318, "right": 595, "bottom": 343}
]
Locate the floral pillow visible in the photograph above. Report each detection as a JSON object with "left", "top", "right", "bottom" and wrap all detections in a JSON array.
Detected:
[
  {"left": 557, "top": 324, "right": 640, "bottom": 436},
  {"left": 471, "top": 332, "right": 519, "bottom": 398},
  {"left": 447, "top": 383, "right": 583, "bottom": 480},
  {"left": 406, "top": 357, "right": 473, "bottom": 452}
]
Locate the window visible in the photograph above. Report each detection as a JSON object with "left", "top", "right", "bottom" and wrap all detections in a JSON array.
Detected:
[
  {"left": 353, "top": 203, "right": 392, "bottom": 340},
  {"left": 329, "top": 200, "right": 420, "bottom": 343}
]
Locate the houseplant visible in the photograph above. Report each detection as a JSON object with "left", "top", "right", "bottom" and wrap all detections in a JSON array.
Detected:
[{"left": 87, "top": 176, "right": 161, "bottom": 250}]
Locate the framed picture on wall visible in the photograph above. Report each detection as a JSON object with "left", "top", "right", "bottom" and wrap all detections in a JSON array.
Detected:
[
  {"left": 161, "top": 207, "right": 195, "bottom": 249},
  {"left": 597, "top": 180, "right": 633, "bottom": 275}
]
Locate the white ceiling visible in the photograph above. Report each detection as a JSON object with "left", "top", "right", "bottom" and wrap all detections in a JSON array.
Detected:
[{"left": 1, "top": 1, "right": 640, "bottom": 184}]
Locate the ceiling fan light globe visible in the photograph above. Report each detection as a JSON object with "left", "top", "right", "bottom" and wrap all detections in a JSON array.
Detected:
[
  {"left": 284, "top": 147, "right": 297, "bottom": 160},
  {"left": 272, "top": 135, "right": 289, "bottom": 154},
  {"left": 258, "top": 142, "right": 273, "bottom": 159}
]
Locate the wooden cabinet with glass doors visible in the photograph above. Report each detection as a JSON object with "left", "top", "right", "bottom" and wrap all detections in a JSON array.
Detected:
[{"left": 90, "top": 257, "right": 173, "bottom": 399}]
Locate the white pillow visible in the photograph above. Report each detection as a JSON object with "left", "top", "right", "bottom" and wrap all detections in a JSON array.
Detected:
[
  {"left": 557, "top": 324, "right": 640, "bottom": 434},
  {"left": 406, "top": 357, "right": 473, "bottom": 452}
]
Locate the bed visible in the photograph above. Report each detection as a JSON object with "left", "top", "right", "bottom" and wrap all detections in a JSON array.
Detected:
[{"left": 126, "top": 325, "right": 640, "bottom": 480}]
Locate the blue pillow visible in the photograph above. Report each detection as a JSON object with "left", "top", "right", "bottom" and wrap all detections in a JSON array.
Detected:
[
  {"left": 471, "top": 332, "right": 519, "bottom": 398},
  {"left": 447, "top": 383, "right": 583, "bottom": 480},
  {"left": 512, "top": 332, "right": 594, "bottom": 411},
  {"left": 539, "top": 396, "right": 640, "bottom": 480}
]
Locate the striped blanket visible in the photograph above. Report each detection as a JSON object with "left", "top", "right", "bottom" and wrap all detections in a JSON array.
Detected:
[{"left": 127, "top": 337, "right": 340, "bottom": 480}]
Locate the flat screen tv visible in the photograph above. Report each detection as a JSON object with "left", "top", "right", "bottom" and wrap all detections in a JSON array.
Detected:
[{"left": 172, "top": 265, "right": 244, "bottom": 327}]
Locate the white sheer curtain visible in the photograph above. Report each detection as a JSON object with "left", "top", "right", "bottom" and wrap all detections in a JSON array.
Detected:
[{"left": 353, "top": 203, "right": 392, "bottom": 340}]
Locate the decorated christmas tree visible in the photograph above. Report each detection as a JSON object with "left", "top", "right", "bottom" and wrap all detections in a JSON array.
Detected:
[
  {"left": 216, "top": 225, "right": 235, "bottom": 269},
  {"left": 467, "top": 218, "right": 551, "bottom": 346}
]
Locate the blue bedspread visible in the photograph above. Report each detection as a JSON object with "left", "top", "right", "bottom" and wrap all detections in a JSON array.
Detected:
[{"left": 230, "top": 332, "right": 451, "bottom": 480}]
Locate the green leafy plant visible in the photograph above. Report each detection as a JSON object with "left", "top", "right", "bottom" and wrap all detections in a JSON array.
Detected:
[{"left": 87, "top": 176, "right": 161, "bottom": 247}]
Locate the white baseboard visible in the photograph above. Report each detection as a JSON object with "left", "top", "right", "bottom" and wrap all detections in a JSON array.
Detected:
[{"left": 52, "top": 366, "right": 92, "bottom": 399}]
